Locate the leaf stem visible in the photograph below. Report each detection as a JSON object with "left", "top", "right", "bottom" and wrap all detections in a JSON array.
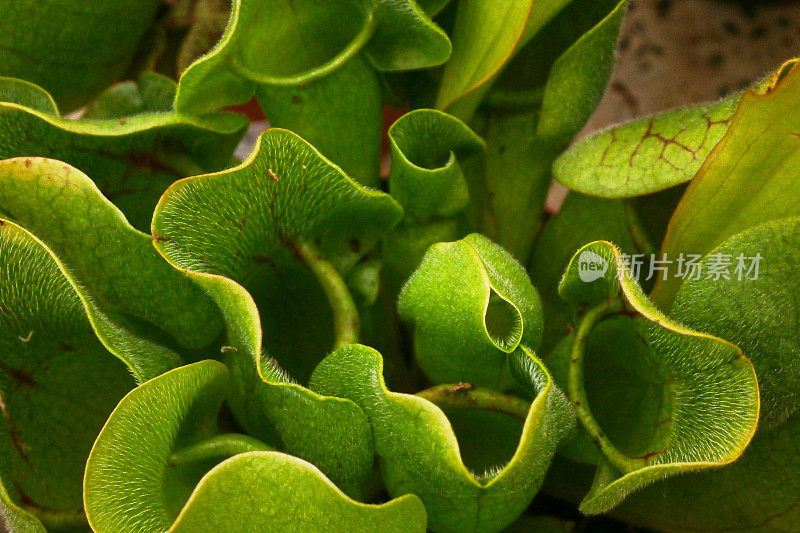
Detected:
[
  {"left": 624, "top": 201, "right": 656, "bottom": 258},
  {"left": 417, "top": 383, "right": 531, "bottom": 420},
  {"left": 168, "top": 433, "right": 273, "bottom": 466},
  {"left": 569, "top": 298, "right": 645, "bottom": 474},
  {"left": 294, "top": 240, "right": 360, "bottom": 348}
]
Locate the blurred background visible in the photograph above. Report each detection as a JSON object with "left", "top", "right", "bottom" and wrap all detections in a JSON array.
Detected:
[{"left": 586, "top": 0, "right": 800, "bottom": 132}]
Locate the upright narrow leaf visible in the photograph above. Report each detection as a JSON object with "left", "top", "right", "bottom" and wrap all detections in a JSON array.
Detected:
[
  {"left": 436, "top": 0, "right": 572, "bottom": 120},
  {"left": 474, "top": 1, "right": 626, "bottom": 261},
  {"left": 536, "top": 1, "right": 626, "bottom": 145},
  {"left": 654, "top": 61, "right": 800, "bottom": 308}
]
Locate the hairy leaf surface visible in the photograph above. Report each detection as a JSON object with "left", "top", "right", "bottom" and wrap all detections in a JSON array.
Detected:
[
  {"left": 0, "top": 158, "right": 223, "bottom": 381},
  {"left": 86, "top": 361, "right": 425, "bottom": 532},
  {"left": 556, "top": 241, "right": 758, "bottom": 514},
  {"left": 610, "top": 217, "right": 800, "bottom": 530},
  {"left": 152, "top": 129, "right": 403, "bottom": 494},
  {"left": 310, "top": 344, "right": 574, "bottom": 533},
  {"left": 0, "top": 220, "right": 135, "bottom": 529},
  {"left": 399, "top": 234, "right": 543, "bottom": 390}
]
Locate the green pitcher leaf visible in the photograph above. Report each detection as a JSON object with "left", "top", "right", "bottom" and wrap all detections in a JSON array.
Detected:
[
  {"left": 0, "top": 219, "right": 135, "bottom": 529},
  {"left": 382, "top": 109, "right": 484, "bottom": 299},
  {"left": 553, "top": 60, "right": 797, "bottom": 199},
  {"left": 0, "top": 76, "right": 247, "bottom": 232},
  {"left": 477, "top": 112, "right": 554, "bottom": 262},
  {"left": 608, "top": 217, "right": 800, "bottom": 530},
  {"left": 84, "top": 360, "right": 266, "bottom": 533},
  {"left": 436, "top": 0, "right": 572, "bottom": 120},
  {"left": 175, "top": 0, "right": 450, "bottom": 111},
  {"left": 152, "top": 128, "right": 402, "bottom": 493},
  {"left": 399, "top": 234, "right": 543, "bottom": 390},
  {"left": 388, "top": 109, "right": 485, "bottom": 221},
  {"left": 86, "top": 360, "right": 424, "bottom": 533},
  {"left": 654, "top": 61, "right": 800, "bottom": 309},
  {"left": 0, "top": 1, "right": 160, "bottom": 111},
  {"left": 169, "top": 452, "right": 427, "bottom": 533},
  {"left": 0, "top": 157, "right": 224, "bottom": 381},
  {"left": 529, "top": 192, "right": 650, "bottom": 353},
  {"left": 557, "top": 241, "right": 759, "bottom": 514},
  {"left": 310, "top": 344, "right": 575, "bottom": 533},
  {"left": 175, "top": 0, "right": 450, "bottom": 186},
  {"left": 383, "top": 110, "right": 484, "bottom": 293}
]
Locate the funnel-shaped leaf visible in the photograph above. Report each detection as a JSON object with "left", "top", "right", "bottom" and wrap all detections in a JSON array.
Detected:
[
  {"left": 152, "top": 129, "right": 403, "bottom": 493},
  {"left": 0, "top": 76, "right": 247, "bottom": 231},
  {"left": 0, "top": 220, "right": 135, "bottom": 529},
  {"left": 399, "top": 234, "right": 543, "bottom": 390},
  {"left": 310, "top": 344, "right": 574, "bottom": 533},
  {"left": 607, "top": 217, "right": 800, "bottom": 530},
  {"left": 175, "top": 0, "right": 450, "bottom": 185},
  {"left": 553, "top": 60, "right": 797, "bottom": 198},
  {"left": 86, "top": 361, "right": 425, "bottom": 532},
  {"left": 388, "top": 109, "right": 485, "bottom": 222},
  {"left": 383, "top": 109, "right": 485, "bottom": 292},
  {"left": 529, "top": 192, "right": 649, "bottom": 353},
  {"left": 82, "top": 72, "right": 178, "bottom": 119},
  {"left": 535, "top": 1, "right": 626, "bottom": 145},
  {"left": 557, "top": 241, "right": 759, "bottom": 514},
  {"left": 0, "top": 157, "right": 223, "bottom": 381},
  {"left": 85, "top": 361, "right": 233, "bottom": 533},
  {"left": 0, "top": 0, "right": 160, "bottom": 111}
]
